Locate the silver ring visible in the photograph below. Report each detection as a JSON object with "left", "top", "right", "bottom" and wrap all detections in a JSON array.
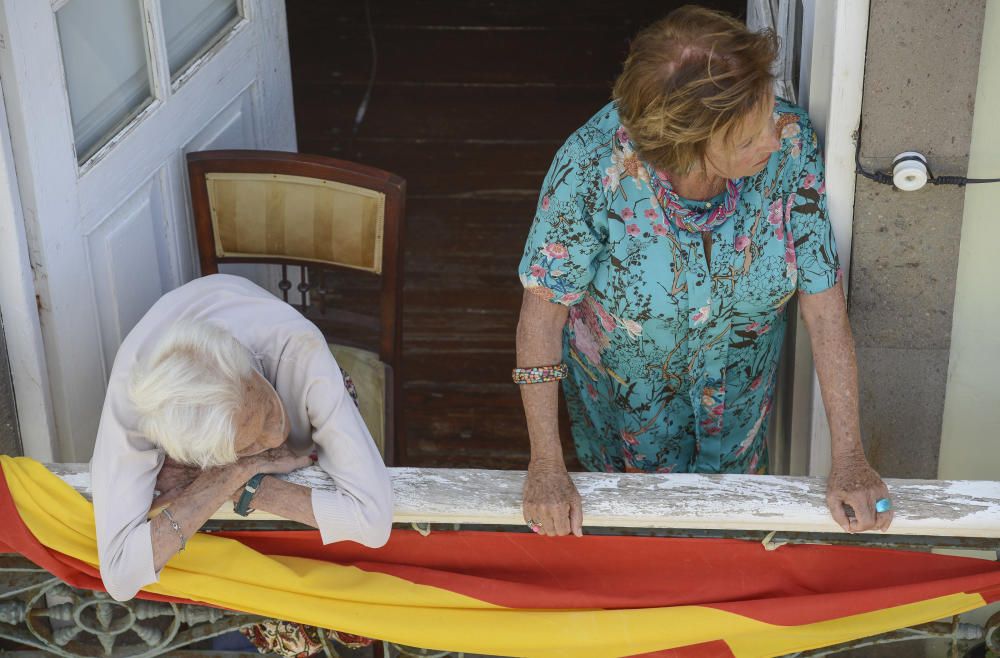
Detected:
[{"left": 526, "top": 518, "right": 542, "bottom": 531}]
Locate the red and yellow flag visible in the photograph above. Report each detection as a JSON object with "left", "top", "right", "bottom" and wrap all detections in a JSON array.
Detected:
[{"left": 1, "top": 455, "right": 997, "bottom": 657}]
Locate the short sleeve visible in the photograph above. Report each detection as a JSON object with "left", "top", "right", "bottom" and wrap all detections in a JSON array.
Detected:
[
  {"left": 785, "top": 114, "right": 843, "bottom": 295},
  {"left": 518, "top": 135, "right": 608, "bottom": 306}
]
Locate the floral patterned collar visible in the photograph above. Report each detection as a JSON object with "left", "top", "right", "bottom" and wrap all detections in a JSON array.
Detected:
[
  {"left": 611, "top": 124, "right": 744, "bottom": 234},
  {"left": 648, "top": 167, "right": 744, "bottom": 234}
]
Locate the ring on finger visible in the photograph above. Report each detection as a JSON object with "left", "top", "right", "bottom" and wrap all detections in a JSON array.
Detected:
[
  {"left": 526, "top": 518, "right": 543, "bottom": 533},
  {"left": 875, "top": 498, "right": 892, "bottom": 513}
]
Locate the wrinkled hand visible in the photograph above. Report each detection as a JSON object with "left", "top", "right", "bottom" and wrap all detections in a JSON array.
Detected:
[
  {"left": 236, "top": 443, "right": 312, "bottom": 476},
  {"left": 826, "top": 450, "right": 893, "bottom": 532},
  {"left": 523, "top": 460, "right": 583, "bottom": 537},
  {"left": 228, "top": 444, "right": 312, "bottom": 502},
  {"left": 153, "top": 458, "right": 201, "bottom": 509}
]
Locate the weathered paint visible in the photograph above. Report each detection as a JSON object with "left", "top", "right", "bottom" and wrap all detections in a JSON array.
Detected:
[{"left": 45, "top": 463, "right": 1000, "bottom": 538}]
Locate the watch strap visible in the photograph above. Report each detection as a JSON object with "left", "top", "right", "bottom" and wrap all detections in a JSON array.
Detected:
[{"left": 234, "top": 473, "right": 267, "bottom": 517}]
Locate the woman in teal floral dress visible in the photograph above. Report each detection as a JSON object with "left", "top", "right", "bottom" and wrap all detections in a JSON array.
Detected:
[{"left": 516, "top": 6, "right": 892, "bottom": 537}]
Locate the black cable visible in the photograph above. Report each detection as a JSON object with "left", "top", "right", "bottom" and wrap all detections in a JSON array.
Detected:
[
  {"left": 854, "top": 132, "right": 894, "bottom": 185},
  {"left": 933, "top": 175, "right": 1000, "bottom": 185},
  {"left": 854, "top": 123, "right": 1000, "bottom": 187},
  {"left": 346, "top": 0, "right": 377, "bottom": 154}
]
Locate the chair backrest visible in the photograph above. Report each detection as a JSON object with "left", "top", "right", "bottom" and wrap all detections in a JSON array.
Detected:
[{"left": 186, "top": 150, "right": 405, "bottom": 462}]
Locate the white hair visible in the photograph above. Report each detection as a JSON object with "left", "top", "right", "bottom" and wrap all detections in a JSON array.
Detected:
[{"left": 128, "top": 320, "right": 256, "bottom": 468}]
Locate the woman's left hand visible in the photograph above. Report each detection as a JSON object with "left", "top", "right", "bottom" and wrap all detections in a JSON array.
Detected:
[
  {"left": 152, "top": 458, "right": 201, "bottom": 510},
  {"left": 826, "top": 450, "right": 893, "bottom": 533}
]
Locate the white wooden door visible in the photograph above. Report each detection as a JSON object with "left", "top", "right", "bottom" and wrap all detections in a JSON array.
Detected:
[{"left": 0, "top": 0, "right": 295, "bottom": 461}]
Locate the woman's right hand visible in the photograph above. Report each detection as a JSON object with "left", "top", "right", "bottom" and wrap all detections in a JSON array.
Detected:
[
  {"left": 156, "top": 458, "right": 200, "bottom": 494},
  {"left": 151, "top": 458, "right": 202, "bottom": 511},
  {"left": 523, "top": 460, "right": 583, "bottom": 537}
]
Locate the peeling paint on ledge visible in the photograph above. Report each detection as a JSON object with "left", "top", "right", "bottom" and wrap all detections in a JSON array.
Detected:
[{"left": 45, "top": 463, "right": 1000, "bottom": 538}]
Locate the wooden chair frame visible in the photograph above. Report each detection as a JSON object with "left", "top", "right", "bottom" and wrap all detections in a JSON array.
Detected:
[{"left": 186, "top": 150, "right": 406, "bottom": 465}]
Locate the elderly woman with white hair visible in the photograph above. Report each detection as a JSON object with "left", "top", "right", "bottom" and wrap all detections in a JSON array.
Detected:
[{"left": 90, "top": 273, "right": 393, "bottom": 602}]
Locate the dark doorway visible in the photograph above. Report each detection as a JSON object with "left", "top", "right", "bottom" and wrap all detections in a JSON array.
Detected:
[{"left": 287, "top": 0, "right": 746, "bottom": 468}]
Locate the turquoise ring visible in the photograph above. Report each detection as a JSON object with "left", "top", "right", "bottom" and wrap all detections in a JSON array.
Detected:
[{"left": 875, "top": 498, "right": 892, "bottom": 513}]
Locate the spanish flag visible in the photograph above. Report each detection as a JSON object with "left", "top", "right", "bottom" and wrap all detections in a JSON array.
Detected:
[{"left": 1, "top": 455, "right": 998, "bottom": 657}]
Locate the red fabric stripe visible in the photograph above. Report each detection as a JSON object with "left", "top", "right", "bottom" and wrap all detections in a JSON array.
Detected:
[
  {"left": 218, "top": 529, "right": 1000, "bottom": 626},
  {"left": 979, "top": 584, "right": 1000, "bottom": 605}
]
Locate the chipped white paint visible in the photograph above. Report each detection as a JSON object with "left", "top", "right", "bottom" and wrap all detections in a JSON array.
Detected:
[
  {"left": 45, "top": 464, "right": 1000, "bottom": 538},
  {"left": 0, "top": 80, "right": 56, "bottom": 460}
]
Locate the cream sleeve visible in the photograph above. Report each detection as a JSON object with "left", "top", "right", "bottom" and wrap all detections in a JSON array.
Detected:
[
  {"left": 90, "top": 371, "right": 163, "bottom": 602},
  {"left": 275, "top": 330, "right": 394, "bottom": 547}
]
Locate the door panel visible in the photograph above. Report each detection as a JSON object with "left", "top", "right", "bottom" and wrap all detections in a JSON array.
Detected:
[
  {"left": 174, "top": 87, "right": 258, "bottom": 284},
  {"left": 85, "top": 169, "right": 176, "bottom": 377},
  {"left": 0, "top": 0, "right": 295, "bottom": 460},
  {"left": 184, "top": 87, "right": 258, "bottom": 154},
  {"left": 181, "top": 86, "right": 277, "bottom": 290}
]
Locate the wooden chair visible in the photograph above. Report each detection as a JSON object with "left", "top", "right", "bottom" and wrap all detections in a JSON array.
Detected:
[{"left": 186, "top": 150, "right": 405, "bottom": 465}]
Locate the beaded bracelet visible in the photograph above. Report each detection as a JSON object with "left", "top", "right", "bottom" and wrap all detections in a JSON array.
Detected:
[{"left": 512, "top": 363, "right": 568, "bottom": 385}]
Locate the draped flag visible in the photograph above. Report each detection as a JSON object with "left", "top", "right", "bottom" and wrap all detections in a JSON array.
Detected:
[{"left": 1, "top": 455, "right": 998, "bottom": 658}]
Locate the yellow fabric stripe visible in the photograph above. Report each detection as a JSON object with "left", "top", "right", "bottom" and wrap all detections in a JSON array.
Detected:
[
  {"left": 2, "top": 456, "right": 992, "bottom": 658},
  {"left": 6, "top": 457, "right": 773, "bottom": 656},
  {"left": 727, "top": 592, "right": 988, "bottom": 657}
]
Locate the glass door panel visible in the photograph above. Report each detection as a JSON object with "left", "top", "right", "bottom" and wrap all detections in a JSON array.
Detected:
[
  {"left": 162, "top": 0, "right": 241, "bottom": 80},
  {"left": 56, "top": 0, "right": 154, "bottom": 163}
]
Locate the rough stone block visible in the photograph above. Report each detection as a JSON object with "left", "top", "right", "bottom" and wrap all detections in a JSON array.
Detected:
[
  {"left": 848, "top": 179, "right": 964, "bottom": 350},
  {"left": 860, "top": 0, "right": 986, "bottom": 169},
  {"left": 855, "top": 346, "right": 949, "bottom": 479}
]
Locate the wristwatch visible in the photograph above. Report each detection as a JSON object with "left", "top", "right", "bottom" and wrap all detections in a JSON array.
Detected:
[{"left": 234, "top": 473, "right": 268, "bottom": 517}]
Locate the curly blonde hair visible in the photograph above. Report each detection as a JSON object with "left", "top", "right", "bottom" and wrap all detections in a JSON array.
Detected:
[{"left": 612, "top": 5, "right": 778, "bottom": 175}]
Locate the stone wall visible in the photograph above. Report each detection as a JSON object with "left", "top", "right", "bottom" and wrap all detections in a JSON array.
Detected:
[{"left": 850, "top": 0, "right": 987, "bottom": 478}]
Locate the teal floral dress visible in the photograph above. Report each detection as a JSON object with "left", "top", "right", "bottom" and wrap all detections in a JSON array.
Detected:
[{"left": 518, "top": 100, "right": 841, "bottom": 475}]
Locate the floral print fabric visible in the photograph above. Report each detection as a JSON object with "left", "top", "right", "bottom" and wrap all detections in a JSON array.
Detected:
[{"left": 519, "top": 100, "right": 841, "bottom": 474}]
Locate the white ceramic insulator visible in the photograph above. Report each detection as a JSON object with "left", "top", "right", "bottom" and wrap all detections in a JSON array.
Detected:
[{"left": 892, "top": 151, "right": 929, "bottom": 191}]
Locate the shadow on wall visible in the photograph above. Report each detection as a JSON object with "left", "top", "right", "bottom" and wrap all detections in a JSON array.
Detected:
[{"left": 0, "top": 314, "right": 21, "bottom": 457}]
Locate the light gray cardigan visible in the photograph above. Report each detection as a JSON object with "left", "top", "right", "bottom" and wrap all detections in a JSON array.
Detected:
[{"left": 90, "top": 274, "right": 393, "bottom": 601}]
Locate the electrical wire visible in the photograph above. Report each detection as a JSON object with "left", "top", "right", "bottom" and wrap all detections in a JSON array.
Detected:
[
  {"left": 346, "top": 0, "right": 377, "bottom": 153},
  {"left": 854, "top": 123, "right": 1000, "bottom": 187},
  {"left": 853, "top": 131, "right": 893, "bottom": 186}
]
